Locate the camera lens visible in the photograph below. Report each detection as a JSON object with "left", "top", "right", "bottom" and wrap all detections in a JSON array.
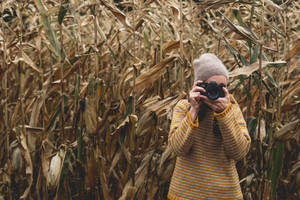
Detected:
[
  {"left": 207, "top": 88, "right": 219, "bottom": 100},
  {"left": 206, "top": 82, "right": 219, "bottom": 100}
]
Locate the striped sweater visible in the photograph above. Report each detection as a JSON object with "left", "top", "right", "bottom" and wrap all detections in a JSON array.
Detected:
[{"left": 168, "top": 95, "right": 251, "bottom": 200}]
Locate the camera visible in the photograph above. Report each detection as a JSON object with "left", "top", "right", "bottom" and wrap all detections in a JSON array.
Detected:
[{"left": 197, "top": 81, "right": 225, "bottom": 100}]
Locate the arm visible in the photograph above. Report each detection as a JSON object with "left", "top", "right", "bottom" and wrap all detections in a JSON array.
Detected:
[
  {"left": 168, "top": 100, "right": 199, "bottom": 157},
  {"left": 214, "top": 98, "right": 251, "bottom": 161}
]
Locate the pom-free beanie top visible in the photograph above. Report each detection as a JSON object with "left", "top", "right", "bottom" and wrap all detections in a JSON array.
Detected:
[
  {"left": 168, "top": 95, "right": 251, "bottom": 200},
  {"left": 194, "top": 53, "right": 229, "bottom": 81}
]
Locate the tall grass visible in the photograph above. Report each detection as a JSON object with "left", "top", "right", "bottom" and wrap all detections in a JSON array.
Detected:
[{"left": 0, "top": 0, "right": 299, "bottom": 199}]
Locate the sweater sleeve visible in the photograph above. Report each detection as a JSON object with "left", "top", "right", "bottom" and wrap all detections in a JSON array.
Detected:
[
  {"left": 214, "top": 96, "right": 251, "bottom": 161},
  {"left": 168, "top": 100, "right": 199, "bottom": 157}
]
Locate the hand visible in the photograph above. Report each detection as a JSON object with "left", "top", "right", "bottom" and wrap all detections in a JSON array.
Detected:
[
  {"left": 188, "top": 81, "right": 206, "bottom": 122},
  {"left": 202, "top": 87, "right": 230, "bottom": 113}
]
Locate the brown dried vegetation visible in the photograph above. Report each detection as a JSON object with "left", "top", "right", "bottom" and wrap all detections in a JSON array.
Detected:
[{"left": 0, "top": 0, "right": 300, "bottom": 199}]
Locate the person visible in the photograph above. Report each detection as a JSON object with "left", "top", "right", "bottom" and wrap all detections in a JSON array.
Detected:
[{"left": 168, "top": 53, "right": 251, "bottom": 200}]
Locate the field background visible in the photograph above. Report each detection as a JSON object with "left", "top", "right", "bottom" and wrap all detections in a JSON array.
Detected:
[{"left": 0, "top": 0, "right": 300, "bottom": 199}]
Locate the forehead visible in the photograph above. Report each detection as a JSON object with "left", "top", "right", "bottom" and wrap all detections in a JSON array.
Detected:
[{"left": 206, "top": 75, "right": 227, "bottom": 85}]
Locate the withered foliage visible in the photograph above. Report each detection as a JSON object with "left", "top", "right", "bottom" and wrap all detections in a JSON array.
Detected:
[{"left": 0, "top": 0, "right": 299, "bottom": 199}]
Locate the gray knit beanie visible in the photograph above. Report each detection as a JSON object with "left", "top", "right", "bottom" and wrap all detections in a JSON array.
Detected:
[{"left": 193, "top": 53, "right": 229, "bottom": 81}]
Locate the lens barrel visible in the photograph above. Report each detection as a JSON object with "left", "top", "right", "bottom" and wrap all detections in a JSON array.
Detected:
[{"left": 197, "top": 81, "right": 225, "bottom": 100}]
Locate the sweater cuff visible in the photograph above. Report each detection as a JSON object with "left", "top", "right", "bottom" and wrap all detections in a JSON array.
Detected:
[
  {"left": 214, "top": 103, "right": 232, "bottom": 119},
  {"left": 187, "top": 111, "right": 199, "bottom": 128}
]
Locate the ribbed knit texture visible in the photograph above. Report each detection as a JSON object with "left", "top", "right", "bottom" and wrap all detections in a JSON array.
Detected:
[{"left": 168, "top": 95, "right": 251, "bottom": 200}]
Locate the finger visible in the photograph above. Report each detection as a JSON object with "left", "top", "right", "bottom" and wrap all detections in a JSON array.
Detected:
[
  {"left": 192, "top": 85, "right": 202, "bottom": 92},
  {"left": 193, "top": 80, "right": 203, "bottom": 87},
  {"left": 190, "top": 92, "right": 201, "bottom": 101},
  {"left": 199, "top": 95, "right": 209, "bottom": 102},
  {"left": 193, "top": 87, "right": 206, "bottom": 94},
  {"left": 223, "top": 87, "right": 229, "bottom": 97}
]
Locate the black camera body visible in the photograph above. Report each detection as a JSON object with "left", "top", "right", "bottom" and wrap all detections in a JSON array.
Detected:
[{"left": 197, "top": 81, "right": 225, "bottom": 100}]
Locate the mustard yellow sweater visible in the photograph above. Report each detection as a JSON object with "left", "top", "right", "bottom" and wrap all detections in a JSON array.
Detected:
[{"left": 168, "top": 95, "right": 251, "bottom": 200}]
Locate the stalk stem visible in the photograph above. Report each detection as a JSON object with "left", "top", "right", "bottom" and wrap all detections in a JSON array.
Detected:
[
  {"left": 1, "top": 3, "right": 11, "bottom": 199},
  {"left": 60, "top": 2, "right": 65, "bottom": 140},
  {"left": 179, "top": 0, "right": 184, "bottom": 92}
]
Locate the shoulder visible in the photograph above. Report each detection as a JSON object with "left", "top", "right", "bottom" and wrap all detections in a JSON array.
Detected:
[
  {"left": 229, "top": 94, "right": 238, "bottom": 105},
  {"left": 174, "top": 99, "right": 190, "bottom": 112},
  {"left": 229, "top": 94, "right": 241, "bottom": 110}
]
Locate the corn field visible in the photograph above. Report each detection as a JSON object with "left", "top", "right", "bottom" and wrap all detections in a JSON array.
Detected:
[{"left": 0, "top": 0, "right": 299, "bottom": 199}]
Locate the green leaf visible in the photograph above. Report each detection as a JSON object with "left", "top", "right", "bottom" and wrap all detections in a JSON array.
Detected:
[
  {"left": 225, "top": 43, "right": 241, "bottom": 67},
  {"left": 96, "top": 21, "right": 117, "bottom": 60},
  {"left": 76, "top": 99, "right": 85, "bottom": 160},
  {"left": 239, "top": 75, "right": 252, "bottom": 99},
  {"left": 232, "top": 8, "right": 245, "bottom": 27},
  {"left": 250, "top": 44, "right": 260, "bottom": 64},
  {"left": 90, "top": 4, "right": 96, "bottom": 16},
  {"left": 264, "top": 69, "right": 281, "bottom": 93},
  {"left": 74, "top": 73, "right": 80, "bottom": 109},
  {"left": 46, "top": 105, "right": 61, "bottom": 132},
  {"left": 119, "top": 123, "right": 129, "bottom": 144},
  {"left": 58, "top": 1, "right": 69, "bottom": 25},
  {"left": 176, "top": 62, "right": 180, "bottom": 80},
  {"left": 124, "top": 96, "right": 133, "bottom": 118},
  {"left": 271, "top": 142, "right": 285, "bottom": 197},
  {"left": 217, "top": 38, "right": 221, "bottom": 54},
  {"left": 250, "top": 5, "right": 255, "bottom": 25},
  {"left": 247, "top": 116, "right": 257, "bottom": 139},
  {"left": 144, "top": 29, "right": 151, "bottom": 49},
  {"left": 253, "top": 11, "right": 286, "bottom": 38},
  {"left": 77, "top": 128, "right": 83, "bottom": 161},
  {"left": 34, "top": 0, "right": 62, "bottom": 59},
  {"left": 58, "top": 151, "right": 71, "bottom": 192},
  {"left": 88, "top": 77, "right": 95, "bottom": 96},
  {"left": 238, "top": 53, "right": 249, "bottom": 66},
  {"left": 262, "top": 78, "right": 276, "bottom": 98},
  {"left": 265, "top": 62, "right": 286, "bottom": 69}
]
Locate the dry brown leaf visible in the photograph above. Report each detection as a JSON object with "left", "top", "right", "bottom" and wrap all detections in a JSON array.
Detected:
[
  {"left": 135, "top": 56, "right": 177, "bottom": 94},
  {"left": 41, "top": 140, "right": 54, "bottom": 185},
  {"left": 223, "top": 14, "right": 259, "bottom": 44},
  {"left": 159, "top": 161, "right": 175, "bottom": 185},
  {"left": 1, "top": 0, "right": 300, "bottom": 199},
  {"left": 108, "top": 151, "right": 122, "bottom": 176},
  {"left": 282, "top": 80, "right": 300, "bottom": 105},
  {"left": 29, "top": 94, "right": 45, "bottom": 127},
  {"left": 21, "top": 50, "right": 42, "bottom": 73},
  {"left": 98, "top": 0, "right": 133, "bottom": 31},
  {"left": 84, "top": 97, "right": 97, "bottom": 134},
  {"left": 99, "top": 168, "right": 113, "bottom": 200},
  {"left": 274, "top": 120, "right": 300, "bottom": 140},
  {"left": 136, "top": 111, "right": 157, "bottom": 137},
  {"left": 146, "top": 95, "right": 179, "bottom": 115},
  {"left": 229, "top": 61, "right": 286, "bottom": 77},
  {"left": 85, "top": 149, "right": 98, "bottom": 189},
  {"left": 19, "top": 130, "right": 33, "bottom": 199},
  {"left": 135, "top": 150, "right": 154, "bottom": 188},
  {"left": 119, "top": 180, "right": 137, "bottom": 200},
  {"left": 285, "top": 40, "right": 300, "bottom": 62},
  {"left": 171, "top": 5, "right": 180, "bottom": 26},
  {"left": 163, "top": 40, "right": 179, "bottom": 54}
]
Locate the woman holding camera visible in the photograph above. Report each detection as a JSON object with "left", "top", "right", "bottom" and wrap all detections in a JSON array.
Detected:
[{"left": 168, "top": 53, "right": 251, "bottom": 200}]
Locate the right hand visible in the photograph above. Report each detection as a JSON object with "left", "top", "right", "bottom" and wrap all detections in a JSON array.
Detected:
[{"left": 188, "top": 80, "right": 206, "bottom": 122}]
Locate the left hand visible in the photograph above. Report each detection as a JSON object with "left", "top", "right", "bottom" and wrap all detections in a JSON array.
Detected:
[{"left": 201, "top": 87, "right": 230, "bottom": 113}]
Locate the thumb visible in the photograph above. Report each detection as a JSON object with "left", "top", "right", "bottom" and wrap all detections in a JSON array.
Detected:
[{"left": 223, "top": 87, "right": 229, "bottom": 97}]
